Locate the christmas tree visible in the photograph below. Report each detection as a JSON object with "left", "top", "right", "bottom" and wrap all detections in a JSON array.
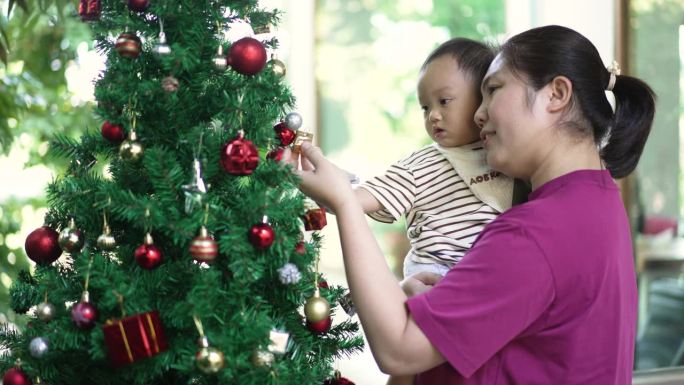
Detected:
[{"left": 0, "top": 1, "right": 362, "bottom": 384}]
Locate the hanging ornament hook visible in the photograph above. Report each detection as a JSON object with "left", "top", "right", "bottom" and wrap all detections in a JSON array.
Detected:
[
  {"left": 113, "top": 290, "right": 126, "bottom": 317},
  {"left": 193, "top": 314, "right": 205, "bottom": 338},
  {"left": 83, "top": 254, "right": 94, "bottom": 294},
  {"left": 144, "top": 207, "right": 151, "bottom": 233},
  {"left": 314, "top": 253, "right": 320, "bottom": 296}
]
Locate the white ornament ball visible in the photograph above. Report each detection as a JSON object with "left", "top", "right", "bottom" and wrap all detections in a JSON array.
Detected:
[
  {"left": 29, "top": 336, "right": 49, "bottom": 358},
  {"left": 284, "top": 112, "right": 302, "bottom": 130}
]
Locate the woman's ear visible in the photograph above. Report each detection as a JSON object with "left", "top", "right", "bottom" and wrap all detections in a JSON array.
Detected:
[{"left": 546, "top": 76, "right": 573, "bottom": 113}]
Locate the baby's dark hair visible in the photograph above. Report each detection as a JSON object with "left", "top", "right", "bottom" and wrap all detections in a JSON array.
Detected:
[
  {"left": 500, "top": 25, "right": 656, "bottom": 178},
  {"left": 421, "top": 38, "right": 495, "bottom": 101}
]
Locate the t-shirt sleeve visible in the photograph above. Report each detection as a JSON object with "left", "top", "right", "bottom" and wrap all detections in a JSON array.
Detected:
[
  {"left": 358, "top": 161, "right": 416, "bottom": 223},
  {"left": 406, "top": 217, "right": 555, "bottom": 378}
]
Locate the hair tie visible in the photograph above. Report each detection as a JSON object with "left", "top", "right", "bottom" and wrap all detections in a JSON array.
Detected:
[{"left": 606, "top": 60, "right": 621, "bottom": 91}]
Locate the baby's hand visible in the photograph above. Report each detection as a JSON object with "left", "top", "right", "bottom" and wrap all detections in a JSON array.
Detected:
[{"left": 399, "top": 272, "right": 443, "bottom": 297}]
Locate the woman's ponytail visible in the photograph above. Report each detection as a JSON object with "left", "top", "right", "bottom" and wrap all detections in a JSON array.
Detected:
[{"left": 601, "top": 75, "right": 656, "bottom": 179}]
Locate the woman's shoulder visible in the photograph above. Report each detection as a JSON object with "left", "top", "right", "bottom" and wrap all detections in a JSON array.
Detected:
[{"left": 478, "top": 202, "right": 551, "bottom": 244}]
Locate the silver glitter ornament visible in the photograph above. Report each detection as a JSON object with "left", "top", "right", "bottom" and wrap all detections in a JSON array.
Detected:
[
  {"left": 277, "top": 263, "right": 301, "bottom": 285},
  {"left": 29, "top": 336, "right": 49, "bottom": 358}
]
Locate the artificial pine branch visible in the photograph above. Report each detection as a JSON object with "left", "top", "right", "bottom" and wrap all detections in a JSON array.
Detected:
[{"left": 3, "top": 1, "right": 363, "bottom": 384}]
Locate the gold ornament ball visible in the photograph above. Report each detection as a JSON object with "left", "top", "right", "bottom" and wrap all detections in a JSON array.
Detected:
[
  {"left": 36, "top": 301, "right": 56, "bottom": 322},
  {"left": 119, "top": 139, "right": 144, "bottom": 162},
  {"left": 268, "top": 58, "right": 286, "bottom": 78},
  {"left": 304, "top": 295, "right": 330, "bottom": 323},
  {"left": 195, "top": 346, "right": 224, "bottom": 374},
  {"left": 251, "top": 349, "right": 275, "bottom": 367},
  {"left": 58, "top": 226, "right": 84, "bottom": 253}
]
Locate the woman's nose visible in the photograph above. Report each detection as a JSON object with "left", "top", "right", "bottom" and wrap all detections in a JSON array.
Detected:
[{"left": 474, "top": 104, "right": 487, "bottom": 129}]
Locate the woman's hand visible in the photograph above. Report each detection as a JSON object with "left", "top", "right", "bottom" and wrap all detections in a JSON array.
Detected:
[
  {"left": 285, "top": 142, "right": 357, "bottom": 213},
  {"left": 399, "top": 272, "right": 443, "bottom": 297}
]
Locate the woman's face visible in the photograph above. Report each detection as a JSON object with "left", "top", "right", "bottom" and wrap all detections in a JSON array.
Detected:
[{"left": 474, "top": 54, "right": 551, "bottom": 179}]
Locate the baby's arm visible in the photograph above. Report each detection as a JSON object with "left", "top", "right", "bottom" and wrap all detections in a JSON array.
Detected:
[{"left": 354, "top": 187, "right": 384, "bottom": 214}]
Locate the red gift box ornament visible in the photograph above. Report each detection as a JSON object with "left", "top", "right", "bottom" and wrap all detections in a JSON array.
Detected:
[
  {"left": 303, "top": 205, "right": 327, "bottom": 231},
  {"left": 78, "top": 0, "right": 100, "bottom": 21},
  {"left": 103, "top": 310, "right": 168, "bottom": 367}
]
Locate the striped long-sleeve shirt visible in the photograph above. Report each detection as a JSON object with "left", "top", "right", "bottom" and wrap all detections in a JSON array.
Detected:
[{"left": 358, "top": 144, "right": 501, "bottom": 267}]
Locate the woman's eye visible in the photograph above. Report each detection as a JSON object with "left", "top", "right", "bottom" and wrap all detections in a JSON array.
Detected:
[{"left": 487, "top": 85, "right": 500, "bottom": 94}]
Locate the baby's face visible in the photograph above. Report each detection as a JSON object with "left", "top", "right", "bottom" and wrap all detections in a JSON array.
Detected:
[{"left": 417, "top": 56, "right": 481, "bottom": 148}]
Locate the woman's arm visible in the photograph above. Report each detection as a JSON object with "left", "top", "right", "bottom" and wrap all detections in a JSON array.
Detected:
[{"left": 293, "top": 143, "right": 446, "bottom": 375}]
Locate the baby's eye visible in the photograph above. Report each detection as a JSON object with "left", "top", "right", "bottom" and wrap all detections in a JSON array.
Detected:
[
  {"left": 420, "top": 105, "right": 429, "bottom": 113},
  {"left": 439, "top": 98, "right": 452, "bottom": 105}
]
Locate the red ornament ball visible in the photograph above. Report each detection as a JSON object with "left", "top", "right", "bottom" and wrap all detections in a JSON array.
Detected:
[
  {"left": 276, "top": 126, "right": 296, "bottom": 146},
  {"left": 227, "top": 37, "right": 267, "bottom": 75},
  {"left": 307, "top": 316, "right": 332, "bottom": 334},
  {"left": 135, "top": 243, "right": 164, "bottom": 269},
  {"left": 101, "top": 121, "right": 125, "bottom": 144},
  {"left": 115, "top": 32, "right": 142, "bottom": 58},
  {"left": 266, "top": 147, "right": 285, "bottom": 162},
  {"left": 324, "top": 373, "right": 356, "bottom": 385},
  {"left": 71, "top": 301, "right": 98, "bottom": 330},
  {"left": 127, "top": 0, "right": 149, "bottom": 12},
  {"left": 220, "top": 132, "right": 259, "bottom": 175},
  {"left": 248, "top": 223, "right": 275, "bottom": 250},
  {"left": 2, "top": 368, "right": 32, "bottom": 385},
  {"left": 294, "top": 241, "right": 306, "bottom": 255},
  {"left": 25, "top": 226, "right": 62, "bottom": 265}
]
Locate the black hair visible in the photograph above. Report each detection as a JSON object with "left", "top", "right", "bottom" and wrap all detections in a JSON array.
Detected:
[
  {"left": 422, "top": 38, "right": 495, "bottom": 102},
  {"left": 500, "top": 25, "right": 656, "bottom": 179}
]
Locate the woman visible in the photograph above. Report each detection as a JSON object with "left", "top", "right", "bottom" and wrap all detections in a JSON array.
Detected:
[{"left": 291, "top": 25, "right": 655, "bottom": 384}]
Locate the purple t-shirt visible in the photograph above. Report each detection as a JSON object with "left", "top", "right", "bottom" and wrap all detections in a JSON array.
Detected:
[{"left": 407, "top": 170, "right": 637, "bottom": 385}]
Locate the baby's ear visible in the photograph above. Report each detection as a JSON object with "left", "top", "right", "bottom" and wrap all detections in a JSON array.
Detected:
[{"left": 546, "top": 76, "right": 573, "bottom": 113}]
